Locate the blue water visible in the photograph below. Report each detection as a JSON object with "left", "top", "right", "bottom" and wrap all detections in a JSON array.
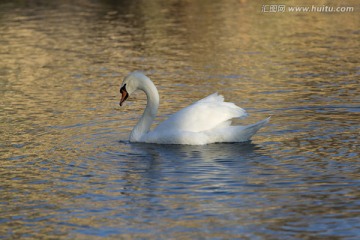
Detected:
[{"left": 1, "top": 0, "right": 359, "bottom": 239}]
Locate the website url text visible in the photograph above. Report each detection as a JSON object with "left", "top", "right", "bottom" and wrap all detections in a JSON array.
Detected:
[{"left": 261, "top": 5, "right": 355, "bottom": 13}]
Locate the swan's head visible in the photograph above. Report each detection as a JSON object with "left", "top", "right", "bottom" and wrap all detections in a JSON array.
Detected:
[{"left": 119, "top": 71, "right": 149, "bottom": 106}]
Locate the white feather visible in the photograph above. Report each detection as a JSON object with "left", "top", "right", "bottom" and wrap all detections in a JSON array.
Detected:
[{"left": 154, "top": 93, "right": 248, "bottom": 133}]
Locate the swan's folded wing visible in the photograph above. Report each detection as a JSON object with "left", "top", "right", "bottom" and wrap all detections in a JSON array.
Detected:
[{"left": 154, "top": 93, "right": 248, "bottom": 133}]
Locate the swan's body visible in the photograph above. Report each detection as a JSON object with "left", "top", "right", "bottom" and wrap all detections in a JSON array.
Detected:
[{"left": 119, "top": 72, "right": 269, "bottom": 145}]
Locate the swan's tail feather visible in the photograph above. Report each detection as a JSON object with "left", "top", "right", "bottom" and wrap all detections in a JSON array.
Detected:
[
  {"left": 241, "top": 117, "right": 270, "bottom": 141},
  {"left": 226, "top": 117, "right": 270, "bottom": 142}
]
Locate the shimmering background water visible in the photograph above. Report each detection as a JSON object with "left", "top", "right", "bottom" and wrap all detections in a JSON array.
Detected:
[{"left": 1, "top": 0, "right": 359, "bottom": 239}]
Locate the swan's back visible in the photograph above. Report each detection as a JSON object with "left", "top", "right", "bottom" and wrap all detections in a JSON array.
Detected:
[{"left": 154, "top": 93, "right": 247, "bottom": 133}]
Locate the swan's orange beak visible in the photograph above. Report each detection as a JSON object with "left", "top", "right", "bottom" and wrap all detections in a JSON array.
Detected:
[{"left": 119, "top": 84, "right": 128, "bottom": 106}]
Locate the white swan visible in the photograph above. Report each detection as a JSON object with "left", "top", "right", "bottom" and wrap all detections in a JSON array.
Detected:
[{"left": 119, "top": 71, "right": 269, "bottom": 145}]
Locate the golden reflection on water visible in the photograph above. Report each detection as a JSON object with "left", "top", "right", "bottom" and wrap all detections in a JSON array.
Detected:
[{"left": 1, "top": 0, "right": 360, "bottom": 239}]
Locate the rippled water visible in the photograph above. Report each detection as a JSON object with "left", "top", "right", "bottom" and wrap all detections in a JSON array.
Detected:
[{"left": 1, "top": 0, "right": 360, "bottom": 239}]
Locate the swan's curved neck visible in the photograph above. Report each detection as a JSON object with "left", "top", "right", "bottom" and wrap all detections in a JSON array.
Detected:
[{"left": 130, "top": 79, "right": 159, "bottom": 142}]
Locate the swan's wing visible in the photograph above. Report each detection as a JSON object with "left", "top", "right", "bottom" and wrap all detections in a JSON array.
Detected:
[
  {"left": 154, "top": 93, "right": 248, "bottom": 133},
  {"left": 143, "top": 117, "right": 270, "bottom": 145}
]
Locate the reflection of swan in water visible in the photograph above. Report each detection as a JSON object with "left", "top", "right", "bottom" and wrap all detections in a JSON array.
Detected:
[
  {"left": 126, "top": 141, "right": 264, "bottom": 164},
  {"left": 119, "top": 71, "right": 269, "bottom": 145},
  {"left": 117, "top": 141, "right": 271, "bottom": 220}
]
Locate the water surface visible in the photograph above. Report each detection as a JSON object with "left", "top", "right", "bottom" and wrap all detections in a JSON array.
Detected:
[{"left": 1, "top": 0, "right": 359, "bottom": 239}]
